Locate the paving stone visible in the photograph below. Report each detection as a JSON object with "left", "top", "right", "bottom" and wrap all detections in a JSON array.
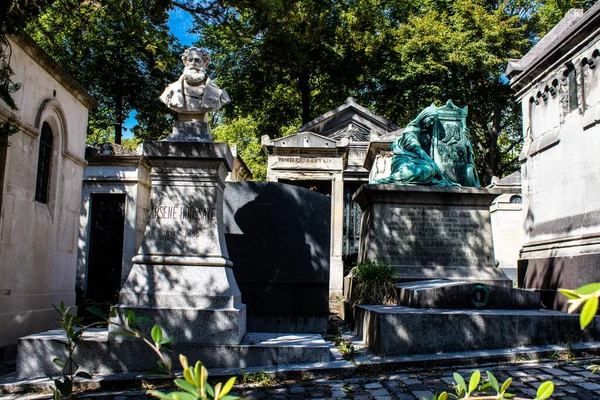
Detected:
[
  {"left": 412, "top": 390, "right": 435, "bottom": 399},
  {"left": 388, "top": 373, "right": 411, "bottom": 380},
  {"left": 519, "top": 388, "right": 538, "bottom": 397},
  {"left": 352, "top": 396, "right": 371, "bottom": 400},
  {"left": 367, "top": 389, "right": 390, "bottom": 397},
  {"left": 541, "top": 367, "right": 569, "bottom": 376},
  {"left": 364, "top": 382, "right": 383, "bottom": 389},
  {"left": 562, "top": 385, "right": 580, "bottom": 394},
  {"left": 396, "top": 394, "right": 417, "bottom": 400},
  {"left": 552, "top": 379, "right": 568, "bottom": 386},
  {"left": 382, "top": 380, "right": 399, "bottom": 389},
  {"left": 403, "top": 379, "right": 421, "bottom": 385},
  {"left": 576, "top": 382, "right": 600, "bottom": 390},
  {"left": 517, "top": 376, "right": 539, "bottom": 383},
  {"left": 290, "top": 386, "right": 306, "bottom": 394},
  {"left": 560, "top": 375, "right": 586, "bottom": 383}
]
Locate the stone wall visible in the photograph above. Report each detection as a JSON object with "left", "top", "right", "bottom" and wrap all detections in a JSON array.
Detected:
[
  {"left": 0, "top": 35, "right": 95, "bottom": 353},
  {"left": 507, "top": 4, "right": 600, "bottom": 309}
]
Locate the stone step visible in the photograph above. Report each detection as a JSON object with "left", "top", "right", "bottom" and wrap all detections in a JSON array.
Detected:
[
  {"left": 395, "top": 279, "right": 541, "bottom": 309},
  {"left": 16, "top": 329, "right": 332, "bottom": 379},
  {"left": 354, "top": 305, "right": 600, "bottom": 357}
]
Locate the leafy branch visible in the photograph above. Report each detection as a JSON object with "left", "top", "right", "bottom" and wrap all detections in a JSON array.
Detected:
[
  {"left": 558, "top": 282, "right": 600, "bottom": 329},
  {"left": 427, "top": 370, "right": 554, "bottom": 400}
]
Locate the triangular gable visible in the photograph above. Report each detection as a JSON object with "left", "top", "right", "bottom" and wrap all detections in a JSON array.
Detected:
[
  {"left": 298, "top": 97, "right": 399, "bottom": 142},
  {"left": 269, "top": 131, "right": 339, "bottom": 149}
]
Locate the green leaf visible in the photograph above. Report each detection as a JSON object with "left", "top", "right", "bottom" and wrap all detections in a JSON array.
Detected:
[
  {"left": 500, "top": 377, "right": 512, "bottom": 394},
  {"left": 220, "top": 376, "right": 236, "bottom": 398},
  {"left": 108, "top": 308, "right": 118, "bottom": 319},
  {"left": 86, "top": 306, "right": 107, "bottom": 320},
  {"left": 206, "top": 382, "right": 214, "bottom": 398},
  {"left": 147, "top": 390, "right": 172, "bottom": 399},
  {"left": 76, "top": 371, "right": 93, "bottom": 379},
  {"left": 575, "top": 283, "right": 600, "bottom": 295},
  {"left": 468, "top": 370, "right": 480, "bottom": 393},
  {"left": 503, "top": 393, "right": 516, "bottom": 399},
  {"left": 220, "top": 396, "right": 240, "bottom": 400},
  {"left": 126, "top": 310, "right": 136, "bottom": 327},
  {"left": 171, "top": 392, "right": 197, "bottom": 400},
  {"left": 174, "top": 379, "right": 200, "bottom": 396},
  {"left": 136, "top": 316, "right": 152, "bottom": 324},
  {"left": 453, "top": 373, "right": 467, "bottom": 394},
  {"left": 437, "top": 392, "right": 448, "bottom": 400},
  {"left": 558, "top": 288, "right": 581, "bottom": 300},
  {"left": 486, "top": 371, "right": 499, "bottom": 392},
  {"left": 580, "top": 296, "right": 599, "bottom": 329},
  {"left": 535, "top": 381, "right": 554, "bottom": 400},
  {"left": 160, "top": 337, "right": 175, "bottom": 345},
  {"left": 151, "top": 325, "right": 163, "bottom": 344},
  {"left": 52, "top": 358, "right": 65, "bottom": 368}
]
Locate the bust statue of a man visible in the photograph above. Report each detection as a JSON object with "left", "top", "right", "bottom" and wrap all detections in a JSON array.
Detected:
[{"left": 160, "top": 47, "right": 230, "bottom": 120}]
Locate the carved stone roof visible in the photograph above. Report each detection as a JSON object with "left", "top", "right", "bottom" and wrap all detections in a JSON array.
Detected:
[
  {"left": 298, "top": 97, "right": 399, "bottom": 142},
  {"left": 263, "top": 131, "right": 340, "bottom": 150}
]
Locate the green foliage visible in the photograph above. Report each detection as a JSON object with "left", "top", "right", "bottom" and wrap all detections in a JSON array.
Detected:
[
  {"left": 148, "top": 355, "right": 238, "bottom": 400},
  {"left": 211, "top": 116, "right": 268, "bottom": 180},
  {"left": 53, "top": 305, "right": 239, "bottom": 399},
  {"left": 325, "top": 323, "right": 356, "bottom": 361},
  {"left": 26, "top": 0, "right": 181, "bottom": 143},
  {"left": 427, "top": 370, "right": 554, "bottom": 400},
  {"left": 350, "top": 260, "right": 397, "bottom": 305},
  {"left": 50, "top": 302, "right": 99, "bottom": 399},
  {"left": 239, "top": 370, "right": 274, "bottom": 386},
  {"left": 559, "top": 282, "right": 600, "bottom": 329}
]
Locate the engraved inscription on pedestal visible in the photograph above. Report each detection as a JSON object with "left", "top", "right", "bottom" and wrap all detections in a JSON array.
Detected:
[{"left": 379, "top": 206, "right": 492, "bottom": 267}]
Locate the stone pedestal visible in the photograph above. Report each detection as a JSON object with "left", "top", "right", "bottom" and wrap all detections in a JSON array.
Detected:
[
  {"left": 111, "top": 141, "right": 246, "bottom": 345},
  {"left": 353, "top": 184, "right": 511, "bottom": 286}
]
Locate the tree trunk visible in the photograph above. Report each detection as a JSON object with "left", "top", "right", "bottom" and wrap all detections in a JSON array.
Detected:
[
  {"left": 299, "top": 69, "right": 311, "bottom": 124},
  {"left": 115, "top": 94, "right": 123, "bottom": 144},
  {"left": 483, "top": 103, "right": 503, "bottom": 184}
]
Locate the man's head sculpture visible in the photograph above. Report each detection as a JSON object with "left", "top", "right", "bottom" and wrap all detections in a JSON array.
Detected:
[
  {"left": 181, "top": 48, "right": 210, "bottom": 85},
  {"left": 160, "top": 47, "right": 230, "bottom": 118}
]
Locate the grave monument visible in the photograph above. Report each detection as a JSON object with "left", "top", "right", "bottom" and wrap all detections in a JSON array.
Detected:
[
  {"left": 346, "top": 101, "right": 600, "bottom": 357},
  {"left": 16, "top": 48, "right": 331, "bottom": 379},
  {"left": 359, "top": 101, "right": 510, "bottom": 284},
  {"left": 111, "top": 47, "right": 246, "bottom": 345}
]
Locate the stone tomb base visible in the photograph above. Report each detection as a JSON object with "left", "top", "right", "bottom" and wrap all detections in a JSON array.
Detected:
[
  {"left": 354, "top": 305, "right": 600, "bottom": 356},
  {"left": 353, "top": 184, "right": 511, "bottom": 286},
  {"left": 16, "top": 330, "right": 331, "bottom": 379}
]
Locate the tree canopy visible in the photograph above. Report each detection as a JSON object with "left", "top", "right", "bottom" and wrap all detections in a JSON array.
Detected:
[
  {"left": 3, "top": 0, "right": 599, "bottom": 180},
  {"left": 26, "top": 0, "right": 183, "bottom": 143}
]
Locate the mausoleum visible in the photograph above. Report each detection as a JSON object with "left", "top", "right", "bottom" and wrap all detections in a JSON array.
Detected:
[
  {"left": 0, "top": 35, "right": 96, "bottom": 357},
  {"left": 506, "top": 2, "right": 600, "bottom": 309}
]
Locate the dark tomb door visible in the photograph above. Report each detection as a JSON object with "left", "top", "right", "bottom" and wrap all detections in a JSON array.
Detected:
[
  {"left": 343, "top": 182, "right": 362, "bottom": 262},
  {"left": 86, "top": 193, "right": 126, "bottom": 307}
]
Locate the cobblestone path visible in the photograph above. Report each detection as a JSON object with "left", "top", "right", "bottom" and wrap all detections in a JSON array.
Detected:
[{"left": 231, "top": 359, "right": 599, "bottom": 400}]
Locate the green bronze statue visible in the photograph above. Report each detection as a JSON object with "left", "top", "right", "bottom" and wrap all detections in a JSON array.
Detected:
[{"left": 374, "top": 101, "right": 480, "bottom": 188}]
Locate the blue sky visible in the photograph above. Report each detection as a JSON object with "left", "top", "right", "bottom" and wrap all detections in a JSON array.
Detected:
[{"left": 123, "top": 8, "right": 197, "bottom": 138}]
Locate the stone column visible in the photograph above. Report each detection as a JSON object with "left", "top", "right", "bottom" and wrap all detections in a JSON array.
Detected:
[
  {"left": 329, "top": 173, "right": 345, "bottom": 297},
  {"left": 111, "top": 141, "right": 246, "bottom": 345}
]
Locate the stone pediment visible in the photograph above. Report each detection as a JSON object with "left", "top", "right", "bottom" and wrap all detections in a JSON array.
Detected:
[
  {"left": 298, "top": 97, "right": 399, "bottom": 142},
  {"left": 266, "top": 131, "right": 340, "bottom": 149}
]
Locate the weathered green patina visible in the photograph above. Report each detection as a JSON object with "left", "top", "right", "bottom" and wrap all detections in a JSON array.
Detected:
[{"left": 374, "top": 100, "right": 480, "bottom": 187}]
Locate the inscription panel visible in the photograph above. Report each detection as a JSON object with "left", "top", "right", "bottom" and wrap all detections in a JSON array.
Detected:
[
  {"left": 269, "top": 156, "right": 343, "bottom": 171},
  {"left": 371, "top": 205, "right": 493, "bottom": 267},
  {"left": 140, "top": 195, "right": 220, "bottom": 255}
]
